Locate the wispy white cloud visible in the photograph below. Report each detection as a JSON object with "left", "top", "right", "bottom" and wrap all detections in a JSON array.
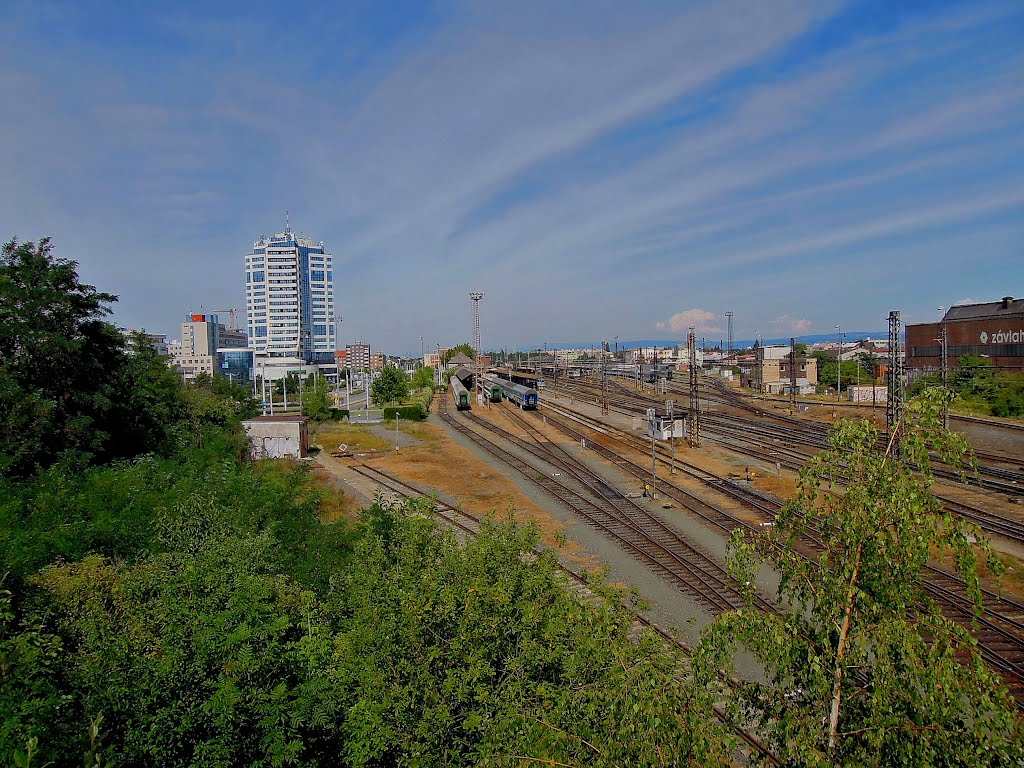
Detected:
[{"left": 1, "top": 1, "right": 1021, "bottom": 349}]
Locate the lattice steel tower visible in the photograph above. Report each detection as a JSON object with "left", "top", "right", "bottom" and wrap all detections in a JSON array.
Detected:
[
  {"left": 470, "top": 292, "right": 484, "bottom": 395},
  {"left": 887, "top": 310, "right": 904, "bottom": 446},
  {"left": 688, "top": 329, "right": 700, "bottom": 447},
  {"left": 725, "top": 311, "right": 734, "bottom": 365}
]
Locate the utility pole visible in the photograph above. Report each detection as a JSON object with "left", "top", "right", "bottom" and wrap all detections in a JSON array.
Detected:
[
  {"left": 648, "top": 408, "right": 658, "bottom": 500},
  {"left": 887, "top": 310, "right": 905, "bottom": 452},
  {"left": 754, "top": 332, "right": 762, "bottom": 396},
  {"left": 667, "top": 398, "right": 676, "bottom": 474},
  {"left": 688, "top": 327, "right": 700, "bottom": 448},
  {"left": 726, "top": 311, "right": 734, "bottom": 366},
  {"left": 601, "top": 339, "right": 609, "bottom": 415},
  {"left": 789, "top": 337, "right": 798, "bottom": 414},
  {"left": 939, "top": 324, "right": 949, "bottom": 430}
]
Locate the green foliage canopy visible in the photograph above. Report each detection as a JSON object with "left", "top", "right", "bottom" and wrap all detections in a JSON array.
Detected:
[
  {"left": 411, "top": 365, "right": 434, "bottom": 389},
  {"left": 1, "top": 239, "right": 126, "bottom": 476},
  {"left": 370, "top": 365, "right": 409, "bottom": 406},
  {"left": 699, "top": 389, "right": 1022, "bottom": 766},
  {"left": 301, "top": 373, "right": 334, "bottom": 421},
  {"left": 0, "top": 238, "right": 196, "bottom": 478}
]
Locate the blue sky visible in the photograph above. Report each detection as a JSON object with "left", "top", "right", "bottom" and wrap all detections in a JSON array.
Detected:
[{"left": 2, "top": 0, "right": 1021, "bottom": 353}]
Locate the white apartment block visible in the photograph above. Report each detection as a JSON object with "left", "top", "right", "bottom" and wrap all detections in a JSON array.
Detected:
[{"left": 245, "top": 227, "right": 336, "bottom": 364}]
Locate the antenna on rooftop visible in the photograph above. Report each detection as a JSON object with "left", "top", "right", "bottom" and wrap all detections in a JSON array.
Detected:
[{"left": 285, "top": 210, "right": 290, "bottom": 232}]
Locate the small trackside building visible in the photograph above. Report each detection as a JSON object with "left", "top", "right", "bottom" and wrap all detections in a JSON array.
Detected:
[
  {"left": 242, "top": 414, "right": 310, "bottom": 460},
  {"left": 906, "top": 296, "right": 1024, "bottom": 373}
]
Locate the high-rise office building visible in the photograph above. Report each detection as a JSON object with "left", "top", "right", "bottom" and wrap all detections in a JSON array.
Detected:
[{"left": 245, "top": 227, "right": 335, "bottom": 364}]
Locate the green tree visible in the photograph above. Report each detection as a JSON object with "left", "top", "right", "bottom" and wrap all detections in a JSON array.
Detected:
[
  {"left": 302, "top": 373, "right": 333, "bottom": 421},
  {"left": 370, "top": 365, "right": 409, "bottom": 406},
  {"left": 275, "top": 372, "right": 301, "bottom": 399},
  {"left": 699, "top": 389, "right": 1022, "bottom": 766},
  {"left": 0, "top": 238, "right": 141, "bottom": 478},
  {"left": 411, "top": 365, "right": 434, "bottom": 389}
]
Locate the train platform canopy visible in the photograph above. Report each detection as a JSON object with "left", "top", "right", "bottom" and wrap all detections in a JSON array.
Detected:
[
  {"left": 452, "top": 366, "right": 473, "bottom": 384},
  {"left": 489, "top": 367, "right": 540, "bottom": 381}
]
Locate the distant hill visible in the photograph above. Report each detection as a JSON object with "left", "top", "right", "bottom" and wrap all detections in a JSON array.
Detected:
[{"left": 511, "top": 332, "right": 887, "bottom": 353}]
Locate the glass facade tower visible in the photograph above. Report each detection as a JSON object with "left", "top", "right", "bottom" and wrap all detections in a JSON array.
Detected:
[{"left": 244, "top": 227, "right": 335, "bottom": 363}]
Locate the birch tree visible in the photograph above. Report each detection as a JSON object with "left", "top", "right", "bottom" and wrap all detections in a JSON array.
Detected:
[{"left": 699, "top": 389, "right": 1022, "bottom": 766}]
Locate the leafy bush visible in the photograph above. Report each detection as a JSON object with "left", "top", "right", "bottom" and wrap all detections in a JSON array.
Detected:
[{"left": 382, "top": 405, "right": 424, "bottom": 421}]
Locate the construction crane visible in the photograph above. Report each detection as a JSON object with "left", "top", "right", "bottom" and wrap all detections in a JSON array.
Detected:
[{"left": 211, "top": 308, "right": 241, "bottom": 330}]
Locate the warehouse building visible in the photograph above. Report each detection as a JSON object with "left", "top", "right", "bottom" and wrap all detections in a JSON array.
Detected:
[{"left": 906, "top": 296, "right": 1024, "bottom": 372}]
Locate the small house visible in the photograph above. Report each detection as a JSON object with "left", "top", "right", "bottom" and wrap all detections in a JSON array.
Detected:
[{"left": 242, "top": 414, "right": 310, "bottom": 460}]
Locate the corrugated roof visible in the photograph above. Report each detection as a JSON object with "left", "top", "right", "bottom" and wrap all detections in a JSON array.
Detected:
[{"left": 943, "top": 297, "right": 1023, "bottom": 321}]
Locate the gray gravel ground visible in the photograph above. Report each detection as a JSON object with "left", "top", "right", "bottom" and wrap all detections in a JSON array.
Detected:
[{"left": 431, "top": 404, "right": 770, "bottom": 679}]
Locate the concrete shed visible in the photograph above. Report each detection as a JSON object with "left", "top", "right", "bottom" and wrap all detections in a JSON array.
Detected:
[{"left": 242, "top": 415, "right": 310, "bottom": 460}]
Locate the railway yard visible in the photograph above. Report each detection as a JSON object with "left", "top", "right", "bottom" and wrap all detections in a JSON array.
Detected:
[{"left": 315, "top": 369, "right": 1024, "bottom": 735}]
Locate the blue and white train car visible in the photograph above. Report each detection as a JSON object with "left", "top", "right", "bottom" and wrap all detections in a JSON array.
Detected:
[{"left": 497, "top": 378, "right": 538, "bottom": 410}]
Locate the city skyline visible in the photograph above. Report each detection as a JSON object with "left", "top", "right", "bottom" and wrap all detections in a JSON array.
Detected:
[{"left": 2, "top": 1, "right": 1021, "bottom": 352}]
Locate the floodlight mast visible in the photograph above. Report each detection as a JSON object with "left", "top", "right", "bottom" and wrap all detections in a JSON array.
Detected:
[{"left": 470, "top": 292, "right": 484, "bottom": 399}]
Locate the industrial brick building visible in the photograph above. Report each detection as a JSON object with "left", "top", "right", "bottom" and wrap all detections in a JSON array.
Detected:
[{"left": 906, "top": 297, "right": 1024, "bottom": 372}]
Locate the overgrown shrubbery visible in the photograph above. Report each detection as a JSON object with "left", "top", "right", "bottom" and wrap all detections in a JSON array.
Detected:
[
  {"left": 911, "top": 355, "right": 1024, "bottom": 418},
  {"left": 2, "top": 497, "right": 734, "bottom": 766}
]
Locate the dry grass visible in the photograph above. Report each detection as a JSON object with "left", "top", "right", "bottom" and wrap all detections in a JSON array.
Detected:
[
  {"left": 315, "top": 422, "right": 392, "bottom": 454},
  {"left": 361, "top": 418, "right": 603, "bottom": 571},
  {"left": 993, "top": 552, "right": 1024, "bottom": 599},
  {"left": 753, "top": 474, "right": 798, "bottom": 500},
  {"left": 311, "top": 466, "right": 362, "bottom": 522}
]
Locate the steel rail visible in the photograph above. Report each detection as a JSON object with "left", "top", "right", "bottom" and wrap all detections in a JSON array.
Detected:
[{"left": 347, "top": 461, "right": 782, "bottom": 766}]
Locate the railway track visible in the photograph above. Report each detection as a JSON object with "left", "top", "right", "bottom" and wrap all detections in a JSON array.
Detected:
[
  {"left": 346, "top": 460, "right": 781, "bottom": 765},
  {"left": 552, "top": 376, "right": 1024, "bottom": 543},
  {"left": 531, "top": 393, "right": 1024, "bottom": 702},
  {"left": 438, "top": 389, "right": 770, "bottom": 615},
  {"left": 700, "top": 378, "right": 1024, "bottom": 493}
]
